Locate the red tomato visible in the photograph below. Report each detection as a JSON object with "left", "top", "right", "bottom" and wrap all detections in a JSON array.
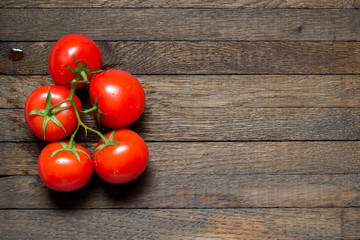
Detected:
[
  {"left": 93, "top": 129, "right": 148, "bottom": 184},
  {"left": 38, "top": 141, "right": 93, "bottom": 192},
  {"left": 24, "top": 85, "right": 82, "bottom": 141},
  {"left": 89, "top": 70, "right": 145, "bottom": 129},
  {"left": 48, "top": 34, "right": 102, "bottom": 89}
]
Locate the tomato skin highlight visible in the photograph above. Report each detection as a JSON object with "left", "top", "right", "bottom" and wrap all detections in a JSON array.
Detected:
[
  {"left": 93, "top": 129, "right": 149, "bottom": 184},
  {"left": 89, "top": 70, "right": 145, "bottom": 129},
  {"left": 24, "top": 85, "right": 82, "bottom": 141},
  {"left": 38, "top": 141, "right": 93, "bottom": 192},
  {"left": 48, "top": 34, "right": 102, "bottom": 89}
]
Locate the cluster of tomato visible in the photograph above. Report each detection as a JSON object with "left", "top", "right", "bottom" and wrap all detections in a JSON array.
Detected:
[{"left": 24, "top": 34, "right": 148, "bottom": 192}]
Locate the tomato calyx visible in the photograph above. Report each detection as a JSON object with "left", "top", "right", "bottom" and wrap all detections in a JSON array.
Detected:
[
  {"left": 50, "top": 141, "right": 91, "bottom": 163},
  {"left": 88, "top": 95, "right": 105, "bottom": 125},
  {"left": 94, "top": 130, "right": 120, "bottom": 160},
  {"left": 28, "top": 87, "right": 72, "bottom": 139},
  {"left": 64, "top": 55, "right": 103, "bottom": 85}
]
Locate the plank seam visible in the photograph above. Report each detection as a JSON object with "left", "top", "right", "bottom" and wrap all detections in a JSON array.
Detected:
[
  {"left": 1, "top": 40, "right": 360, "bottom": 43},
  {"left": 2, "top": 140, "right": 360, "bottom": 143},
  {"left": 4, "top": 73, "right": 360, "bottom": 77},
  {"left": 0, "top": 206, "right": 359, "bottom": 210},
  {"left": 0, "top": 7, "right": 359, "bottom": 10}
]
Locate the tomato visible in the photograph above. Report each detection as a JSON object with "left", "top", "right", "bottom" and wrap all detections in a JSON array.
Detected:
[
  {"left": 38, "top": 141, "right": 93, "bottom": 192},
  {"left": 24, "top": 85, "right": 82, "bottom": 141},
  {"left": 89, "top": 70, "right": 145, "bottom": 128},
  {"left": 93, "top": 129, "right": 148, "bottom": 184},
  {"left": 48, "top": 34, "right": 102, "bottom": 89}
]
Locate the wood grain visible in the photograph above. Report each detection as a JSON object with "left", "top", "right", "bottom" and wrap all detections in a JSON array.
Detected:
[
  {"left": 1, "top": 174, "right": 359, "bottom": 208},
  {"left": 0, "top": 208, "right": 348, "bottom": 239},
  {"left": 1, "top": 0, "right": 359, "bottom": 9},
  {"left": 1, "top": 9, "right": 360, "bottom": 41},
  {"left": 2, "top": 41, "right": 360, "bottom": 75},
  {"left": 1, "top": 2, "right": 359, "bottom": 240},
  {"left": 2, "top": 75, "right": 360, "bottom": 109},
  {"left": 343, "top": 208, "right": 360, "bottom": 239},
  {"left": 4, "top": 107, "right": 360, "bottom": 141},
  {"left": 2, "top": 142, "right": 360, "bottom": 176}
]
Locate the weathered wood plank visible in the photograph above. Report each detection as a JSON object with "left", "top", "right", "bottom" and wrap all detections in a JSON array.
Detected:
[
  {"left": 1, "top": 0, "right": 359, "bottom": 9},
  {"left": 0, "top": 75, "right": 50, "bottom": 108},
  {"left": 2, "top": 41, "right": 360, "bottom": 75},
  {"left": 343, "top": 208, "right": 360, "bottom": 239},
  {"left": 0, "top": 208, "right": 346, "bottom": 239},
  {"left": 3, "top": 107, "right": 360, "bottom": 141},
  {"left": 2, "top": 75, "right": 360, "bottom": 109},
  {"left": 1, "top": 174, "right": 359, "bottom": 208},
  {"left": 2, "top": 142, "right": 360, "bottom": 176},
  {"left": 1, "top": 9, "right": 360, "bottom": 41}
]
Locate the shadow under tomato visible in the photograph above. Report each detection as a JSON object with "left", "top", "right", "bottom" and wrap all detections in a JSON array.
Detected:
[
  {"left": 97, "top": 168, "right": 151, "bottom": 204},
  {"left": 47, "top": 168, "right": 150, "bottom": 208},
  {"left": 128, "top": 109, "right": 150, "bottom": 135},
  {"left": 75, "top": 87, "right": 90, "bottom": 105},
  {"left": 47, "top": 174, "right": 96, "bottom": 208}
]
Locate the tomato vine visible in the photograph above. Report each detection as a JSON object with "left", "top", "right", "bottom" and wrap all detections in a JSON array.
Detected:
[{"left": 25, "top": 34, "right": 149, "bottom": 192}]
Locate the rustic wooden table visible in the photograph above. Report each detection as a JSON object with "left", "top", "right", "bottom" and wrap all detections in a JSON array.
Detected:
[{"left": 1, "top": 1, "right": 360, "bottom": 239}]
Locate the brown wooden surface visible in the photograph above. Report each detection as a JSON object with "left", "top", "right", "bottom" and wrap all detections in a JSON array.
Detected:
[
  {"left": 1, "top": 0, "right": 360, "bottom": 9},
  {"left": 0, "top": 8, "right": 360, "bottom": 41},
  {"left": 2, "top": 42, "right": 360, "bottom": 75},
  {"left": 2, "top": 174, "right": 360, "bottom": 208},
  {"left": 4, "top": 107, "right": 360, "bottom": 141},
  {"left": 2, "top": 142, "right": 360, "bottom": 175},
  {"left": 1, "top": 9, "right": 360, "bottom": 41},
  {"left": 0, "top": 208, "right": 352, "bottom": 239},
  {"left": 0, "top": 1, "right": 359, "bottom": 239},
  {"left": 2, "top": 75, "right": 360, "bottom": 108}
]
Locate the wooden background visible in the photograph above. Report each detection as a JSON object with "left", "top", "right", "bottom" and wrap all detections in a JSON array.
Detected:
[{"left": 1, "top": 0, "right": 360, "bottom": 239}]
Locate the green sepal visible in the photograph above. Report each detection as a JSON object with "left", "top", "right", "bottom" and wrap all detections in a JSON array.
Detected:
[
  {"left": 50, "top": 142, "right": 91, "bottom": 163},
  {"left": 42, "top": 115, "right": 66, "bottom": 139},
  {"left": 27, "top": 87, "right": 72, "bottom": 140},
  {"left": 51, "top": 106, "right": 71, "bottom": 114},
  {"left": 44, "top": 87, "right": 54, "bottom": 110},
  {"left": 93, "top": 96, "right": 106, "bottom": 125},
  {"left": 96, "top": 107, "right": 104, "bottom": 126},
  {"left": 28, "top": 109, "right": 45, "bottom": 118},
  {"left": 89, "top": 94, "right": 105, "bottom": 125},
  {"left": 93, "top": 95, "right": 101, "bottom": 103},
  {"left": 64, "top": 55, "right": 103, "bottom": 83},
  {"left": 94, "top": 130, "right": 120, "bottom": 160}
]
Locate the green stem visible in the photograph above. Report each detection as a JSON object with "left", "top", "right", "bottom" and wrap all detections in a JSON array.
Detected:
[
  {"left": 80, "top": 105, "right": 98, "bottom": 114},
  {"left": 80, "top": 71, "right": 89, "bottom": 84},
  {"left": 51, "top": 97, "right": 71, "bottom": 110},
  {"left": 67, "top": 72, "right": 108, "bottom": 146},
  {"left": 51, "top": 72, "right": 89, "bottom": 110},
  {"left": 68, "top": 123, "right": 80, "bottom": 147}
]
